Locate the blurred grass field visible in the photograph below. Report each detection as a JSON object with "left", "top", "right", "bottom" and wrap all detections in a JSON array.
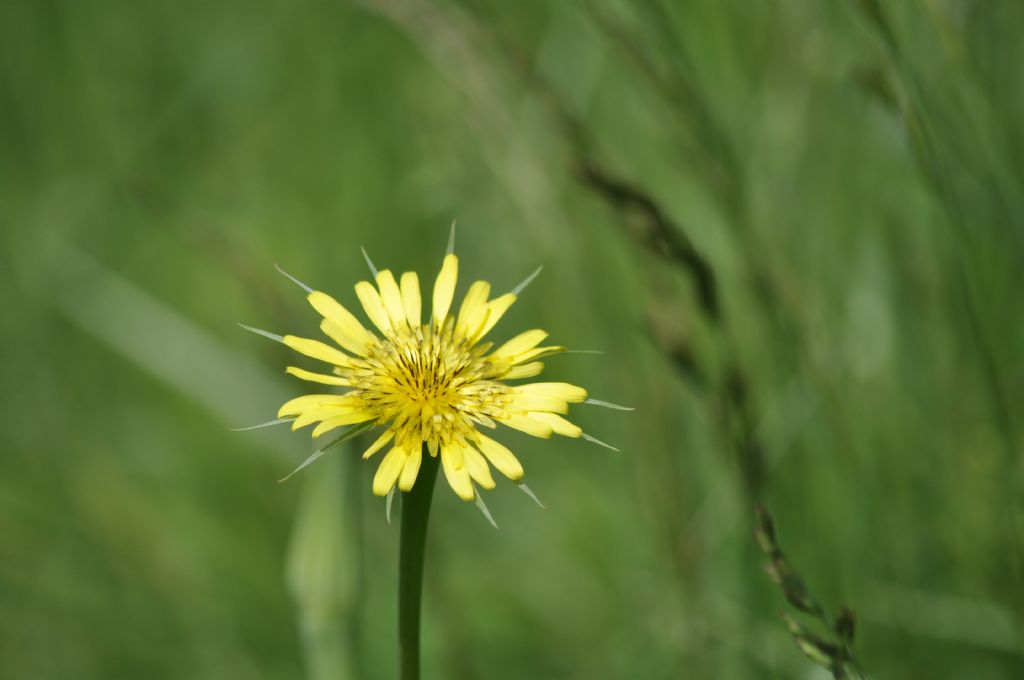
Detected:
[{"left": 2, "top": 0, "right": 1022, "bottom": 678}]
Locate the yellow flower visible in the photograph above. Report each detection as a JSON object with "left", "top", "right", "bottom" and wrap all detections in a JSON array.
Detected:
[{"left": 245, "top": 240, "right": 623, "bottom": 505}]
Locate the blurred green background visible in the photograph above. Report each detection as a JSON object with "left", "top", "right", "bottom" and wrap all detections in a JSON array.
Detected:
[{"left": 2, "top": 0, "right": 1022, "bottom": 678}]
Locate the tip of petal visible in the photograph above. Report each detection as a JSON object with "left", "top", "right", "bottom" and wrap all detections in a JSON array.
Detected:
[
  {"left": 361, "top": 246, "right": 379, "bottom": 277},
  {"left": 386, "top": 487, "right": 397, "bottom": 523},
  {"left": 230, "top": 417, "right": 294, "bottom": 432},
  {"left": 474, "top": 492, "right": 499, "bottom": 528},
  {"left": 238, "top": 323, "right": 284, "bottom": 343},
  {"left": 517, "top": 482, "right": 546, "bottom": 509},
  {"left": 512, "top": 265, "right": 543, "bottom": 296},
  {"left": 274, "top": 264, "right": 314, "bottom": 293},
  {"left": 278, "top": 421, "right": 376, "bottom": 481},
  {"left": 582, "top": 432, "right": 620, "bottom": 452},
  {"left": 447, "top": 220, "right": 457, "bottom": 255},
  {"left": 585, "top": 398, "right": 635, "bottom": 411}
]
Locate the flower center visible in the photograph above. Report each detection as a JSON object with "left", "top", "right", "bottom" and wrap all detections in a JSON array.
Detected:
[{"left": 343, "top": 324, "right": 509, "bottom": 450}]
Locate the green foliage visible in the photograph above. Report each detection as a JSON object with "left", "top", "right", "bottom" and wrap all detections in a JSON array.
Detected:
[
  {"left": 755, "top": 506, "right": 862, "bottom": 678},
  {"left": 1, "top": 0, "right": 1021, "bottom": 677}
]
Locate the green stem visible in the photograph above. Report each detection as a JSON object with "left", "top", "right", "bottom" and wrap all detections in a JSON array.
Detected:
[{"left": 398, "top": 446, "right": 440, "bottom": 680}]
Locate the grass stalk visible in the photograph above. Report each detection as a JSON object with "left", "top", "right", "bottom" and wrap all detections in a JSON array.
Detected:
[{"left": 398, "top": 446, "right": 441, "bottom": 680}]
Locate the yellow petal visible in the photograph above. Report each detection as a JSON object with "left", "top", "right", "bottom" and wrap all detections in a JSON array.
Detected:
[
  {"left": 475, "top": 434, "right": 525, "bottom": 481},
  {"left": 283, "top": 335, "right": 353, "bottom": 368},
  {"left": 497, "top": 413, "right": 554, "bottom": 439},
  {"left": 373, "top": 446, "right": 408, "bottom": 496},
  {"left": 475, "top": 293, "right": 516, "bottom": 341},
  {"left": 355, "top": 281, "right": 392, "bottom": 334},
  {"left": 398, "top": 446, "right": 422, "bottom": 491},
  {"left": 432, "top": 254, "right": 458, "bottom": 325},
  {"left": 400, "top": 272, "right": 421, "bottom": 327},
  {"left": 528, "top": 412, "right": 582, "bottom": 438},
  {"left": 278, "top": 394, "right": 352, "bottom": 417},
  {"left": 319, "top": 322, "right": 362, "bottom": 359},
  {"left": 286, "top": 366, "right": 351, "bottom": 386},
  {"left": 459, "top": 305, "right": 491, "bottom": 346},
  {"left": 362, "top": 429, "right": 394, "bottom": 459},
  {"left": 292, "top": 405, "right": 358, "bottom": 430},
  {"left": 508, "top": 392, "right": 569, "bottom": 414},
  {"left": 306, "top": 292, "right": 376, "bottom": 355},
  {"left": 376, "top": 270, "right": 406, "bottom": 328},
  {"left": 463, "top": 445, "right": 496, "bottom": 489},
  {"left": 456, "top": 281, "right": 490, "bottom": 338},
  {"left": 441, "top": 444, "right": 474, "bottom": 500},
  {"left": 519, "top": 382, "right": 588, "bottom": 403},
  {"left": 311, "top": 409, "right": 374, "bottom": 438},
  {"left": 507, "top": 345, "right": 566, "bottom": 365},
  {"left": 445, "top": 441, "right": 465, "bottom": 470},
  {"left": 502, "top": 362, "right": 544, "bottom": 379},
  {"left": 490, "top": 329, "right": 547, "bottom": 362}
]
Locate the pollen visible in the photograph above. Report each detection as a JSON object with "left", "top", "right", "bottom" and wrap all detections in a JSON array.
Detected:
[{"left": 251, "top": 245, "right": 622, "bottom": 504}]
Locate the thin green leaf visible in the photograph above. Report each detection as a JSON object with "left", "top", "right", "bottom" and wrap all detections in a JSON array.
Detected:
[{"left": 278, "top": 421, "right": 376, "bottom": 482}]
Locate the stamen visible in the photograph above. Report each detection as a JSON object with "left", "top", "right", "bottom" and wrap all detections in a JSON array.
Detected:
[
  {"left": 517, "top": 482, "right": 546, "bottom": 509},
  {"left": 231, "top": 417, "right": 294, "bottom": 431},
  {"left": 238, "top": 323, "right": 285, "bottom": 343},
  {"left": 512, "top": 265, "right": 543, "bottom": 296},
  {"left": 582, "top": 432, "right": 620, "bottom": 452},
  {"left": 585, "top": 398, "right": 635, "bottom": 411},
  {"left": 361, "top": 246, "right": 379, "bottom": 277},
  {"left": 474, "top": 492, "right": 499, "bottom": 528},
  {"left": 274, "top": 264, "right": 314, "bottom": 293}
]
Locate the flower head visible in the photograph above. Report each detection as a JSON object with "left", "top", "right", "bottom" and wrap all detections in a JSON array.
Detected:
[{"left": 249, "top": 239, "right": 622, "bottom": 503}]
